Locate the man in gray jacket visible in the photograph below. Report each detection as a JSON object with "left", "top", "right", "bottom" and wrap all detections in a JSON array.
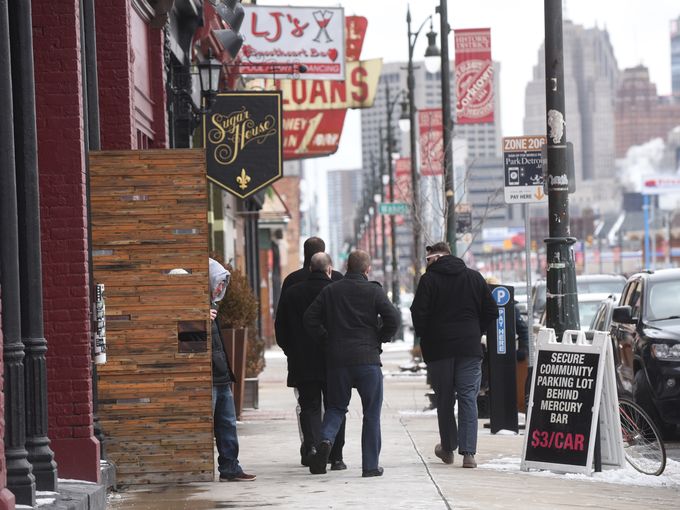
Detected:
[{"left": 303, "top": 250, "right": 400, "bottom": 477}]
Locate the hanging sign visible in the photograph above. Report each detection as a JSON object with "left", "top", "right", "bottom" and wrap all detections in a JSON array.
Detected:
[
  {"left": 521, "top": 329, "right": 625, "bottom": 475},
  {"left": 454, "top": 28, "right": 494, "bottom": 124},
  {"left": 205, "top": 91, "right": 283, "bottom": 199},
  {"left": 241, "top": 5, "right": 345, "bottom": 80},
  {"left": 419, "top": 108, "right": 444, "bottom": 176}
]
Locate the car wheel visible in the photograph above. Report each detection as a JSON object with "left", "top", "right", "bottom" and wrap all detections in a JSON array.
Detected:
[{"left": 634, "top": 369, "right": 676, "bottom": 440}]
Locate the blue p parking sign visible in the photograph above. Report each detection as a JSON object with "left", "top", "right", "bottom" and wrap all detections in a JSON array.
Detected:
[
  {"left": 491, "top": 286, "right": 510, "bottom": 354},
  {"left": 492, "top": 286, "right": 511, "bottom": 306}
]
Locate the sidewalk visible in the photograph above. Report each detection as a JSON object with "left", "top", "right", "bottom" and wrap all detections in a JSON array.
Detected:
[{"left": 108, "top": 342, "right": 680, "bottom": 509}]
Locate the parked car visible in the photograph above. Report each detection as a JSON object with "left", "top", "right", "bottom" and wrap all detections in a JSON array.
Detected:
[
  {"left": 505, "top": 281, "right": 531, "bottom": 319},
  {"left": 534, "top": 292, "right": 618, "bottom": 335},
  {"left": 531, "top": 273, "right": 627, "bottom": 322},
  {"left": 607, "top": 268, "right": 680, "bottom": 435}
]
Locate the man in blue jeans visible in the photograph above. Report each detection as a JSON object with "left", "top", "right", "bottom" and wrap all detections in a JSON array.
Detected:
[
  {"left": 303, "top": 250, "right": 400, "bottom": 477},
  {"left": 410, "top": 243, "right": 498, "bottom": 469},
  {"left": 209, "top": 258, "right": 256, "bottom": 482}
]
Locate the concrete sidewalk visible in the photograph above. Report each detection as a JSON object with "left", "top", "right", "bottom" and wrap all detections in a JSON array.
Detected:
[{"left": 108, "top": 343, "right": 680, "bottom": 509}]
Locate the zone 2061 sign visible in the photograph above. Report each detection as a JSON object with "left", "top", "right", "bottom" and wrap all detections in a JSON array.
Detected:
[{"left": 503, "top": 136, "right": 546, "bottom": 204}]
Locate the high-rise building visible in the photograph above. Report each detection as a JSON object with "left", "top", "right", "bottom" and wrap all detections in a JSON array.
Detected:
[
  {"left": 524, "top": 20, "right": 619, "bottom": 213},
  {"left": 672, "top": 16, "right": 680, "bottom": 96},
  {"left": 327, "top": 168, "right": 363, "bottom": 266},
  {"left": 615, "top": 65, "right": 680, "bottom": 157}
]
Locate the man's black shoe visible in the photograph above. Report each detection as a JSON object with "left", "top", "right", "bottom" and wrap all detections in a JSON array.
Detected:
[
  {"left": 362, "top": 467, "right": 384, "bottom": 477},
  {"left": 330, "top": 460, "right": 347, "bottom": 471},
  {"left": 308, "top": 440, "right": 331, "bottom": 475},
  {"left": 301, "top": 447, "right": 316, "bottom": 467}
]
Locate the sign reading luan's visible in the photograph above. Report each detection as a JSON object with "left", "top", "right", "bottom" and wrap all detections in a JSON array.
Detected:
[{"left": 205, "top": 92, "right": 283, "bottom": 199}]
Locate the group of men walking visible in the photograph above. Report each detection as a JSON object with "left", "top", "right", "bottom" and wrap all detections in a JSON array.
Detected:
[{"left": 275, "top": 238, "right": 498, "bottom": 476}]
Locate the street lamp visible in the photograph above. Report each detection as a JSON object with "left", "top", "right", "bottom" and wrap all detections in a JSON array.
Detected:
[
  {"left": 424, "top": 22, "right": 441, "bottom": 74},
  {"left": 404, "top": 7, "right": 440, "bottom": 288},
  {"left": 196, "top": 50, "right": 223, "bottom": 110}
]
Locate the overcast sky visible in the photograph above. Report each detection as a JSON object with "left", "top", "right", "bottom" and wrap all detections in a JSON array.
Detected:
[{"left": 262, "top": 0, "right": 680, "bottom": 238}]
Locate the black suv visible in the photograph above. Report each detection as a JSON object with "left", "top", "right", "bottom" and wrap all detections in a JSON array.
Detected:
[{"left": 609, "top": 268, "right": 680, "bottom": 434}]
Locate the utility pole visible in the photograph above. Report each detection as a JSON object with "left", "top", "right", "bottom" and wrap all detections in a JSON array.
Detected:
[
  {"left": 544, "top": 0, "right": 579, "bottom": 338},
  {"left": 377, "top": 128, "right": 388, "bottom": 289},
  {"left": 437, "top": 0, "right": 456, "bottom": 256},
  {"left": 385, "top": 80, "right": 400, "bottom": 309}
]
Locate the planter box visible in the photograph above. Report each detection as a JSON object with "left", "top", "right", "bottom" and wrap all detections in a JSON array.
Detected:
[{"left": 243, "top": 378, "right": 259, "bottom": 410}]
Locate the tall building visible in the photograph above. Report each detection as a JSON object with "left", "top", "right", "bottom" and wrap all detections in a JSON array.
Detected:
[
  {"left": 672, "top": 16, "right": 680, "bottom": 96},
  {"left": 524, "top": 20, "right": 619, "bottom": 213},
  {"left": 327, "top": 169, "right": 363, "bottom": 266},
  {"left": 615, "top": 65, "right": 680, "bottom": 157}
]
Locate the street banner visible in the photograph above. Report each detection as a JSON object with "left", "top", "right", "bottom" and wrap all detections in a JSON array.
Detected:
[
  {"left": 241, "top": 5, "right": 345, "bottom": 80},
  {"left": 282, "top": 16, "right": 367, "bottom": 160},
  {"left": 455, "top": 203, "right": 472, "bottom": 234},
  {"left": 267, "top": 58, "right": 382, "bottom": 111},
  {"left": 502, "top": 135, "right": 547, "bottom": 204},
  {"left": 454, "top": 28, "right": 494, "bottom": 124},
  {"left": 419, "top": 108, "right": 444, "bottom": 176},
  {"left": 204, "top": 92, "right": 283, "bottom": 199}
]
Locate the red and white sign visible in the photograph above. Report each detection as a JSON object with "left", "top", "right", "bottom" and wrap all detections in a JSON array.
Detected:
[
  {"left": 454, "top": 28, "right": 494, "bottom": 124},
  {"left": 643, "top": 176, "right": 680, "bottom": 194},
  {"left": 241, "top": 5, "right": 345, "bottom": 80},
  {"left": 282, "top": 16, "right": 367, "bottom": 160},
  {"left": 419, "top": 108, "right": 444, "bottom": 176}
]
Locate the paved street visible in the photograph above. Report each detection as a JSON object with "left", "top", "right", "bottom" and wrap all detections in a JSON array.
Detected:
[{"left": 108, "top": 343, "right": 680, "bottom": 509}]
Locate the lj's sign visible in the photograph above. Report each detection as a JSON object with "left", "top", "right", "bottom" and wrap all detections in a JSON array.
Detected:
[{"left": 205, "top": 92, "right": 283, "bottom": 199}]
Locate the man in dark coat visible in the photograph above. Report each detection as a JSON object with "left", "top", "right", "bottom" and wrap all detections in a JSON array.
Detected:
[
  {"left": 410, "top": 242, "right": 498, "bottom": 469},
  {"left": 209, "top": 258, "right": 255, "bottom": 482},
  {"left": 275, "top": 253, "right": 346, "bottom": 470},
  {"left": 304, "top": 250, "right": 400, "bottom": 478},
  {"left": 280, "top": 237, "right": 343, "bottom": 294}
]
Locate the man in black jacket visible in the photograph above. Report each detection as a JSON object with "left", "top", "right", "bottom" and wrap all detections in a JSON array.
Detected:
[
  {"left": 410, "top": 243, "right": 498, "bottom": 469},
  {"left": 280, "top": 237, "right": 344, "bottom": 294},
  {"left": 304, "top": 250, "right": 399, "bottom": 477},
  {"left": 275, "top": 253, "right": 346, "bottom": 470},
  {"left": 209, "top": 258, "right": 255, "bottom": 482}
]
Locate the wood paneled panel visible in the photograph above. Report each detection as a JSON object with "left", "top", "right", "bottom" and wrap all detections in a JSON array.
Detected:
[{"left": 90, "top": 150, "right": 213, "bottom": 485}]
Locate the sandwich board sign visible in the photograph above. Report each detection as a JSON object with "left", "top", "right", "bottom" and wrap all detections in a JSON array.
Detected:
[{"left": 521, "top": 329, "right": 625, "bottom": 475}]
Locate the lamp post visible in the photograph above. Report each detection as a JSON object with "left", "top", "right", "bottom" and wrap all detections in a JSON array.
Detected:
[
  {"left": 404, "top": 7, "right": 440, "bottom": 289},
  {"left": 434, "top": 0, "right": 457, "bottom": 256},
  {"left": 383, "top": 80, "right": 404, "bottom": 309}
]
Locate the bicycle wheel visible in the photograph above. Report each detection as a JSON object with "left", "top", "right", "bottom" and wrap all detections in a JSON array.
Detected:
[{"left": 619, "top": 398, "right": 666, "bottom": 476}]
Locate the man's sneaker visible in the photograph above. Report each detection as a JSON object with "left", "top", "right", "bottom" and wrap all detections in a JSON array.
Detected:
[
  {"left": 330, "top": 460, "right": 347, "bottom": 471},
  {"left": 434, "top": 444, "right": 454, "bottom": 465},
  {"left": 361, "top": 467, "right": 384, "bottom": 477},
  {"left": 309, "top": 440, "right": 331, "bottom": 475},
  {"left": 462, "top": 453, "right": 477, "bottom": 468},
  {"left": 220, "top": 472, "right": 256, "bottom": 482}
]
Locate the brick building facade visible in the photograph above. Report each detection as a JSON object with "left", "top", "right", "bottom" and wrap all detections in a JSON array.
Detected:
[{"left": 615, "top": 65, "right": 680, "bottom": 157}]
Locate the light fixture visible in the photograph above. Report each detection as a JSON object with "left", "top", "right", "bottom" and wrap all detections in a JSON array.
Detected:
[
  {"left": 398, "top": 99, "right": 410, "bottom": 132},
  {"left": 197, "top": 49, "right": 223, "bottom": 99},
  {"left": 424, "top": 23, "right": 441, "bottom": 74}
]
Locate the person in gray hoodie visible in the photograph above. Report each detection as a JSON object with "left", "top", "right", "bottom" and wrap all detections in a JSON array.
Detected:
[{"left": 209, "top": 258, "right": 256, "bottom": 482}]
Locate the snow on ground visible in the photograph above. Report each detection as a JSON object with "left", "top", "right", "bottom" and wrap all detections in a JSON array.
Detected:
[{"left": 480, "top": 456, "right": 680, "bottom": 488}]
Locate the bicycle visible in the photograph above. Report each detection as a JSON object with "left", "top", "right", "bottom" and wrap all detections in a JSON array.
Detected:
[{"left": 618, "top": 397, "right": 666, "bottom": 476}]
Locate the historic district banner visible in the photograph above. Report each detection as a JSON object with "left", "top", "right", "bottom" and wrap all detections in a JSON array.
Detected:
[
  {"left": 204, "top": 92, "right": 283, "bottom": 199},
  {"left": 241, "top": 5, "right": 345, "bottom": 80},
  {"left": 418, "top": 108, "right": 444, "bottom": 176},
  {"left": 454, "top": 28, "right": 494, "bottom": 124}
]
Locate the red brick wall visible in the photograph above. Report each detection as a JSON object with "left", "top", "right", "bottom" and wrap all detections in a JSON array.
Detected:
[
  {"left": 95, "top": 0, "right": 135, "bottom": 149},
  {"left": 96, "top": 1, "right": 168, "bottom": 149},
  {"left": 32, "top": 0, "right": 100, "bottom": 483},
  {"left": 0, "top": 287, "right": 16, "bottom": 510}
]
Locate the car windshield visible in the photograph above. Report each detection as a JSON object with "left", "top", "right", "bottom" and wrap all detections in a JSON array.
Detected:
[
  {"left": 578, "top": 300, "right": 603, "bottom": 330},
  {"left": 577, "top": 280, "right": 625, "bottom": 295},
  {"left": 646, "top": 280, "right": 680, "bottom": 321}
]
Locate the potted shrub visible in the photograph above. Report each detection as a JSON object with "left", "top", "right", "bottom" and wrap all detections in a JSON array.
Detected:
[{"left": 216, "top": 263, "right": 264, "bottom": 413}]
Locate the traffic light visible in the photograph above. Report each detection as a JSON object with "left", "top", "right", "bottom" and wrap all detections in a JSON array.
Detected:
[{"left": 214, "top": 0, "right": 244, "bottom": 58}]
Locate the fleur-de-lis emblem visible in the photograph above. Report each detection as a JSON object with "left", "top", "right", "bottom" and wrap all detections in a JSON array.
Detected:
[{"left": 236, "top": 168, "right": 251, "bottom": 190}]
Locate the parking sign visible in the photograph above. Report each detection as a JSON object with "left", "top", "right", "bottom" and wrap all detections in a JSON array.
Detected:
[{"left": 503, "top": 136, "right": 547, "bottom": 204}]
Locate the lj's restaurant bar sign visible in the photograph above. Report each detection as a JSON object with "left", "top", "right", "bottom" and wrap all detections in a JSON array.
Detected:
[{"left": 205, "top": 92, "right": 283, "bottom": 199}]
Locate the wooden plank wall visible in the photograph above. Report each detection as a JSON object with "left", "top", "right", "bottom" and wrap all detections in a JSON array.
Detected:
[{"left": 90, "top": 150, "right": 214, "bottom": 485}]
